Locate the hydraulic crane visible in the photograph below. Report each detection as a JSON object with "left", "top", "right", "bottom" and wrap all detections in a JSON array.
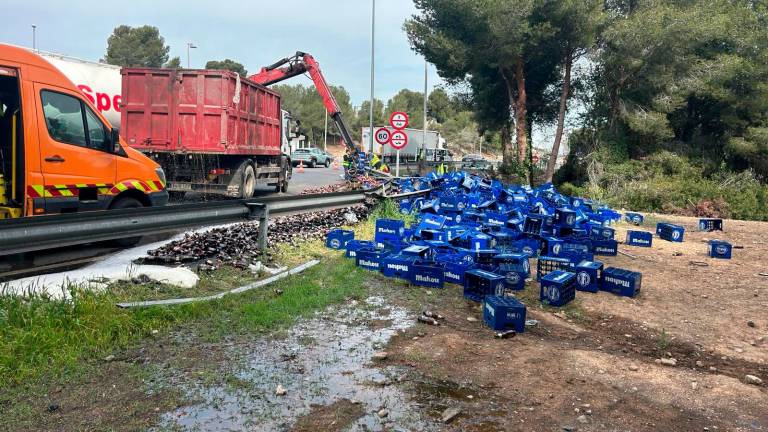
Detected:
[{"left": 248, "top": 52, "right": 361, "bottom": 177}]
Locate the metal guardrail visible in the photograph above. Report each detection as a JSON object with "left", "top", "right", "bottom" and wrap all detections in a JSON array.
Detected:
[{"left": 0, "top": 190, "right": 369, "bottom": 256}]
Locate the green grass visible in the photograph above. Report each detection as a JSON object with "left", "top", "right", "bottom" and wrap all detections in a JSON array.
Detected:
[{"left": 0, "top": 249, "right": 366, "bottom": 388}]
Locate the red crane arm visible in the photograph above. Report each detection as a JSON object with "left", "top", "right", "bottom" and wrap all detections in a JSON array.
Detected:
[{"left": 248, "top": 52, "right": 357, "bottom": 153}]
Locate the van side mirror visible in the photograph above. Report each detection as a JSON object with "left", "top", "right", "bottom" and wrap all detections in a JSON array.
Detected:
[{"left": 110, "top": 128, "right": 121, "bottom": 153}]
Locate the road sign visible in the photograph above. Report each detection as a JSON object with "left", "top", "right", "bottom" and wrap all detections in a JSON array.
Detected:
[
  {"left": 374, "top": 127, "right": 391, "bottom": 145},
  {"left": 390, "top": 130, "right": 408, "bottom": 150},
  {"left": 389, "top": 111, "right": 409, "bottom": 130}
]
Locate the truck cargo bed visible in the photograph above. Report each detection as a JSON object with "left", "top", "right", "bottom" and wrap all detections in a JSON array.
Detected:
[{"left": 121, "top": 68, "right": 282, "bottom": 156}]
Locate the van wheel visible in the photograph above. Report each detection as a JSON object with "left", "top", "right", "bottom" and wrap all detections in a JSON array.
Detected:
[
  {"left": 109, "top": 197, "right": 144, "bottom": 247},
  {"left": 241, "top": 164, "right": 256, "bottom": 199}
]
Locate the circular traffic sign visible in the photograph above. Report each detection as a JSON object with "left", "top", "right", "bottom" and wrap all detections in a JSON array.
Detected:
[
  {"left": 374, "top": 127, "right": 391, "bottom": 145},
  {"left": 389, "top": 111, "right": 409, "bottom": 129},
  {"left": 390, "top": 130, "right": 408, "bottom": 150}
]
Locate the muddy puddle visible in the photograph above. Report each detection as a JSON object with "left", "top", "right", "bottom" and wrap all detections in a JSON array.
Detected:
[{"left": 157, "top": 297, "right": 442, "bottom": 431}]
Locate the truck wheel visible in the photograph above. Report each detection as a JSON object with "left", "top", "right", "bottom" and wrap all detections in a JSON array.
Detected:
[
  {"left": 109, "top": 197, "right": 144, "bottom": 247},
  {"left": 324, "top": 159, "right": 330, "bottom": 168},
  {"left": 241, "top": 164, "right": 256, "bottom": 199}
]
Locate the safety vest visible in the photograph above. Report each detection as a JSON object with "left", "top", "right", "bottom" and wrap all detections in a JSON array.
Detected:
[
  {"left": 371, "top": 155, "right": 389, "bottom": 173},
  {"left": 436, "top": 163, "right": 446, "bottom": 175}
]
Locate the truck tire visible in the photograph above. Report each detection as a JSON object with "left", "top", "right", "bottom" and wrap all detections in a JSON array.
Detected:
[
  {"left": 324, "top": 159, "right": 330, "bottom": 168},
  {"left": 309, "top": 158, "right": 316, "bottom": 168},
  {"left": 241, "top": 164, "right": 256, "bottom": 199},
  {"left": 109, "top": 197, "right": 144, "bottom": 247}
]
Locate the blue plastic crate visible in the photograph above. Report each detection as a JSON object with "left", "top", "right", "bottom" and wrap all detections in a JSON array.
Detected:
[
  {"left": 326, "top": 229, "right": 354, "bottom": 250},
  {"left": 699, "top": 218, "right": 723, "bottom": 232},
  {"left": 601, "top": 267, "right": 642, "bottom": 297},
  {"left": 592, "top": 239, "right": 619, "bottom": 256},
  {"left": 375, "top": 219, "right": 405, "bottom": 245},
  {"left": 555, "top": 208, "right": 578, "bottom": 227},
  {"left": 708, "top": 240, "right": 732, "bottom": 259},
  {"left": 463, "top": 269, "right": 506, "bottom": 302},
  {"left": 484, "top": 212, "right": 508, "bottom": 227},
  {"left": 443, "top": 259, "right": 475, "bottom": 285},
  {"left": 416, "top": 214, "right": 448, "bottom": 233},
  {"left": 493, "top": 253, "right": 531, "bottom": 291},
  {"left": 510, "top": 238, "right": 541, "bottom": 257},
  {"left": 355, "top": 248, "right": 388, "bottom": 271},
  {"left": 410, "top": 260, "right": 446, "bottom": 288},
  {"left": 657, "top": 223, "right": 685, "bottom": 242},
  {"left": 536, "top": 256, "right": 575, "bottom": 281},
  {"left": 489, "top": 229, "right": 518, "bottom": 251},
  {"left": 345, "top": 240, "right": 375, "bottom": 259},
  {"left": 437, "top": 194, "right": 467, "bottom": 212},
  {"left": 624, "top": 212, "right": 644, "bottom": 225},
  {"left": 381, "top": 254, "right": 416, "bottom": 279},
  {"left": 540, "top": 270, "right": 577, "bottom": 307},
  {"left": 483, "top": 296, "right": 527, "bottom": 332},
  {"left": 575, "top": 260, "right": 603, "bottom": 293},
  {"left": 590, "top": 226, "right": 615, "bottom": 241},
  {"left": 419, "top": 229, "right": 446, "bottom": 242},
  {"left": 400, "top": 245, "right": 431, "bottom": 259},
  {"left": 626, "top": 230, "right": 653, "bottom": 247}
]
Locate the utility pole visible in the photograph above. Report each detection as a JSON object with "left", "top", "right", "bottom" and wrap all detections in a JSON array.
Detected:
[
  {"left": 186, "top": 42, "right": 197, "bottom": 68},
  {"left": 423, "top": 60, "right": 428, "bottom": 161},
  {"left": 31, "top": 25, "right": 37, "bottom": 52},
  {"left": 368, "top": 0, "right": 376, "bottom": 154}
]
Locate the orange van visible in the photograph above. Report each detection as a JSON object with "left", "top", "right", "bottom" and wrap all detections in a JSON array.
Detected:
[{"left": 0, "top": 44, "right": 167, "bottom": 219}]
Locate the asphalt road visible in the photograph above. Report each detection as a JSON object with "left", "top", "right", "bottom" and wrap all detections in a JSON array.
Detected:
[{"left": 255, "top": 166, "right": 345, "bottom": 196}]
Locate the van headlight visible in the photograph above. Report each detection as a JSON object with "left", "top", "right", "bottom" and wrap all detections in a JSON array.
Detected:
[{"left": 155, "top": 167, "right": 167, "bottom": 186}]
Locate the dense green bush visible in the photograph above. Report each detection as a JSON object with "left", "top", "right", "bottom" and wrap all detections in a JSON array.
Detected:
[{"left": 556, "top": 151, "right": 768, "bottom": 221}]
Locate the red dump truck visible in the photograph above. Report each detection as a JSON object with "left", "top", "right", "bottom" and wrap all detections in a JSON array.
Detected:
[{"left": 121, "top": 68, "right": 291, "bottom": 198}]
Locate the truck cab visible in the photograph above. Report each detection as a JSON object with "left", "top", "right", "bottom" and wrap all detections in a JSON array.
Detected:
[{"left": 0, "top": 44, "right": 167, "bottom": 219}]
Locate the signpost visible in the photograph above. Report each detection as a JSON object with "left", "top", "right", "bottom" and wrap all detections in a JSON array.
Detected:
[{"left": 389, "top": 112, "right": 409, "bottom": 177}]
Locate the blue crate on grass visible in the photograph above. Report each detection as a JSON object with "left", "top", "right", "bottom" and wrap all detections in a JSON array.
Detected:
[
  {"left": 464, "top": 269, "right": 507, "bottom": 302},
  {"left": 345, "top": 240, "right": 375, "bottom": 258},
  {"left": 699, "top": 218, "right": 723, "bottom": 232},
  {"left": 592, "top": 239, "right": 619, "bottom": 256},
  {"left": 381, "top": 254, "right": 416, "bottom": 279},
  {"left": 483, "top": 296, "right": 527, "bottom": 332},
  {"left": 375, "top": 219, "right": 405, "bottom": 245},
  {"left": 540, "top": 270, "right": 577, "bottom": 307},
  {"left": 708, "top": 240, "right": 732, "bottom": 259},
  {"left": 410, "top": 260, "right": 446, "bottom": 288},
  {"left": 536, "top": 256, "right": 575, "bottom": 281},
  {"left": 575, "top": 260, "right": 603, "bottom": 293},
  {"left": 493, "top": 253, "right": 530, "bottom": 291},
  {"left": 657, "top": 223, "right": 685, "bottom": 242},
  {"left": 601, "top": 267, "right": 642, "bottom": 297},
  {"left": 355, "top": 248, "right": 388, "bottom": 271},
  {"left": 626, "top": 230, "right": 653, "bottom": 247},
  {"left": 326, "top": 229, "right": 354, "bottom": 250},
  {"left": 443, "top": 258, "right": 475, "bottom": 285},
  {"left": 624, "top": 212, "right": 644, "bottom": 225}
]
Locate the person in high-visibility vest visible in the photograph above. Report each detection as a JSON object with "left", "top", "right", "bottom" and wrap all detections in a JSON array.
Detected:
[
  {"left": 370, "top": 154, "right": 390, "bottom": 173},
  {"left": 436, "top": 162, "right": 446, "bottom": 176}
]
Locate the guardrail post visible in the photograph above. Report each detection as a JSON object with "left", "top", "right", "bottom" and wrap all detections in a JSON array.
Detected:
[{"left": 259, "top": 205, "right": 269, "bottom": 255}]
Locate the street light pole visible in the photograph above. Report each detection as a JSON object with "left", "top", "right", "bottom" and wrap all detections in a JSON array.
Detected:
[
  {"left": 186, "top": 43, "right": 197, "bottom": 68},
  {"left": 368, "top": 0, "right": 376, "bottom": 155},
  {"left": 31, "top": 25, "right": 37, "bottom": 52},
  {"left": 423, "top": 60, "right": 428, "bottom": 162}
]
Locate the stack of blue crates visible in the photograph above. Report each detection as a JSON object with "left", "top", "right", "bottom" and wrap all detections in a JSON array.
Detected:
[
  {"left": 483, "top": 296, "right": 527, "bottom": 332},
  {"left": 492, "top": 253, "right": 530, "bottom": 291}
]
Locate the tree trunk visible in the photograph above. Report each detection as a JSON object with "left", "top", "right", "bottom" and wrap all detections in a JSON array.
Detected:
[
  {"left": 514, "top": 57, "right": 528, "bottom": 166},
  {"left": 526, "top": 115, "right": 534, "bottom": 186},
  {"left": 545, "top": 51, "right": 573, "bottom": 183},
  {"left": 500, "top": 124, "right": 514, "bottom": 168}
]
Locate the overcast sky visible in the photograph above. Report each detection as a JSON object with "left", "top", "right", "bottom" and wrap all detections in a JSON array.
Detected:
[{"left": 1, "top": 0, "right": 443, "bottom": 106}]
